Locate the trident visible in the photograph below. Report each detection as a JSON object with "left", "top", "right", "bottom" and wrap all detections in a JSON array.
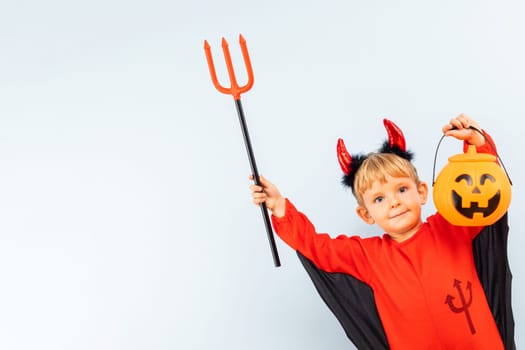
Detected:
[{"left": 204, "top": 34, "right": 281, "bottom": 267}]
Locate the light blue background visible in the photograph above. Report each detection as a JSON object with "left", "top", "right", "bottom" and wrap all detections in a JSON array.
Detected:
[{"left": 0, "top": 1, "right": 523, "bottom": 349}]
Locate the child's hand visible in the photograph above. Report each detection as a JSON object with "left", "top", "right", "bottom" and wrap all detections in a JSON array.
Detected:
[
  {"left": 249, "top": 175, "right": 286, "bottom": 218},
  {"left": 442, "top": 113, "right": 485, "bottom": 146}
]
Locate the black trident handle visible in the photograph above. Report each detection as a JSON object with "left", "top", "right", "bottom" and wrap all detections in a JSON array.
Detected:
[{"left": 235, "top": 100, "right": 281, "bottom": 267}]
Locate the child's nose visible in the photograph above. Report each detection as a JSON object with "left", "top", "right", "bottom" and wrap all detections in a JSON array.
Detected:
[{"left": 390, "top": 196, "right": 401, "bottom": 208}]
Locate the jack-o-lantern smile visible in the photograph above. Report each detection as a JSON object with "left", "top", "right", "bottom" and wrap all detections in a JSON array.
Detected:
[{"left": 451, "top": 173, "right": 500, "bottom": 219}]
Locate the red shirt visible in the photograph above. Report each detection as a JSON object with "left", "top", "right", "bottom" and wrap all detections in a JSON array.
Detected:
[{"left": 273, "top": 201, "right": 504, "bottom": 349}]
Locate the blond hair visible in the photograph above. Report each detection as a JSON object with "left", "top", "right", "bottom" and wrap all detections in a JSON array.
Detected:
[{"left": 353, "top": 153, "right": 420, "bottom": 205}]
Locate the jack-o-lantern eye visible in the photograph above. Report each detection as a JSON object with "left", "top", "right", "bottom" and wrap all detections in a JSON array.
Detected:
[
  {"left": 480, "top": 174, "right": 495, "bottom": 185},
  {"left": 455, "top": 174, "right": 473, "bottom": 185}
]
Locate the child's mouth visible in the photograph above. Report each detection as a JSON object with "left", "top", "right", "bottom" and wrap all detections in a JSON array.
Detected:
[{"left": 390, "top": 210, "right": 408, "bottom": 219}]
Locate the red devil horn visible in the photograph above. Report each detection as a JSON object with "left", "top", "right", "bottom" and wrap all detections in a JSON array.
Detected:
[
  {"left": 337, "top": 138, "right": 352, "bottom": 175},
  {"left": 383, "top": 119, "right": 406, "bottom": 152}
]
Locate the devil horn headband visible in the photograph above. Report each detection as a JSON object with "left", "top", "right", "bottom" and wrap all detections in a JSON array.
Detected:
[{"left": 337, "top": 118, "right": 413, "bottom": 190}]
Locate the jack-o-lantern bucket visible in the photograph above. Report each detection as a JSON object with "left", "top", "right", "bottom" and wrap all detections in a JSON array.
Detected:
[{"left": 433, "top": 145, "right": 511, "bottom": 226}]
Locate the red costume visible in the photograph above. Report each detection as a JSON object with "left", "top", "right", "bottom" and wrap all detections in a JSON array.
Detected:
[{"left": 274, "top": 200, "right": 504, "bottom": 349}]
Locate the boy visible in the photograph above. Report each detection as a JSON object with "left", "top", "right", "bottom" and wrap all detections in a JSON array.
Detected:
[{"left": 250, "top": 114, "right": 515, "bottom": 349}]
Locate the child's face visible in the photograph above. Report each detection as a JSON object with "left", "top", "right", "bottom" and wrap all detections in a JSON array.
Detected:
[{"left": 356, "top": 175, "right": 428, "bottom": 242}]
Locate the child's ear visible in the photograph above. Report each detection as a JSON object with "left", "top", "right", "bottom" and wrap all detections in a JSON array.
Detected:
[
  {"left": 418, "top": 181, "right": 429, "bottom": 205},
  {"left": 356, "top": 206, "right": 375, "bottom": 225}
]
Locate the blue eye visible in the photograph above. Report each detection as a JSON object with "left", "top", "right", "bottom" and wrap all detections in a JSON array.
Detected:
[
  {"left": 374, "top": 196, "right": 384, "bottom": 203},
  {"left": 399, "top": 186, "right": 408, "bottom": 193}
]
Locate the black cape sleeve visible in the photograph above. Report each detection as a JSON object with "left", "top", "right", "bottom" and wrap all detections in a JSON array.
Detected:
[{"left": 473, "top": 213, "right": 516, "bottom": 350}]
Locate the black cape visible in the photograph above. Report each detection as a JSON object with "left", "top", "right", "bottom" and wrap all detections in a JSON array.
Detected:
[{"left": 297, "top": 214, "right": 515, "bottom": 350}]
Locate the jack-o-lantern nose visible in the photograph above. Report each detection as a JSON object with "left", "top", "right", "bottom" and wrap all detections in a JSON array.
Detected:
[{"left": 472, "top": 187, "right": 481, "bottom": 194}]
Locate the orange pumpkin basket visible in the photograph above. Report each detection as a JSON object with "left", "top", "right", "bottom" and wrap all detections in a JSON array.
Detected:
[{"left": 432, "top": 127, "right": 512, "bottom": 226}]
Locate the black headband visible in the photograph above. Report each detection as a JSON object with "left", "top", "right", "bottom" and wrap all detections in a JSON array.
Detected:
[{"left": 337, "top": 119, "right": 414, "bottom": 191}]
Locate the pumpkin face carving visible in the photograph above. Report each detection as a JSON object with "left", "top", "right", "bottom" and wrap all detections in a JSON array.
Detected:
[{"left": 433, "top": 145, "right": 511, "bottom": 226}]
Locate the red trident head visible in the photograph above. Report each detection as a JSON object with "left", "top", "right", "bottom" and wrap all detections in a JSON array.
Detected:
[
  {"left": 337, "top": 119, "right": 413, "bottom": 190},
  {"left": 204, "top": 34, "right": 254, "bottom": 100}
]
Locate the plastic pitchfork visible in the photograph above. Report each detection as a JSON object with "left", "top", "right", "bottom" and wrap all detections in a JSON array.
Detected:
[{"left": 204, "top": 34, "right": 281, "bottom": 267}]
